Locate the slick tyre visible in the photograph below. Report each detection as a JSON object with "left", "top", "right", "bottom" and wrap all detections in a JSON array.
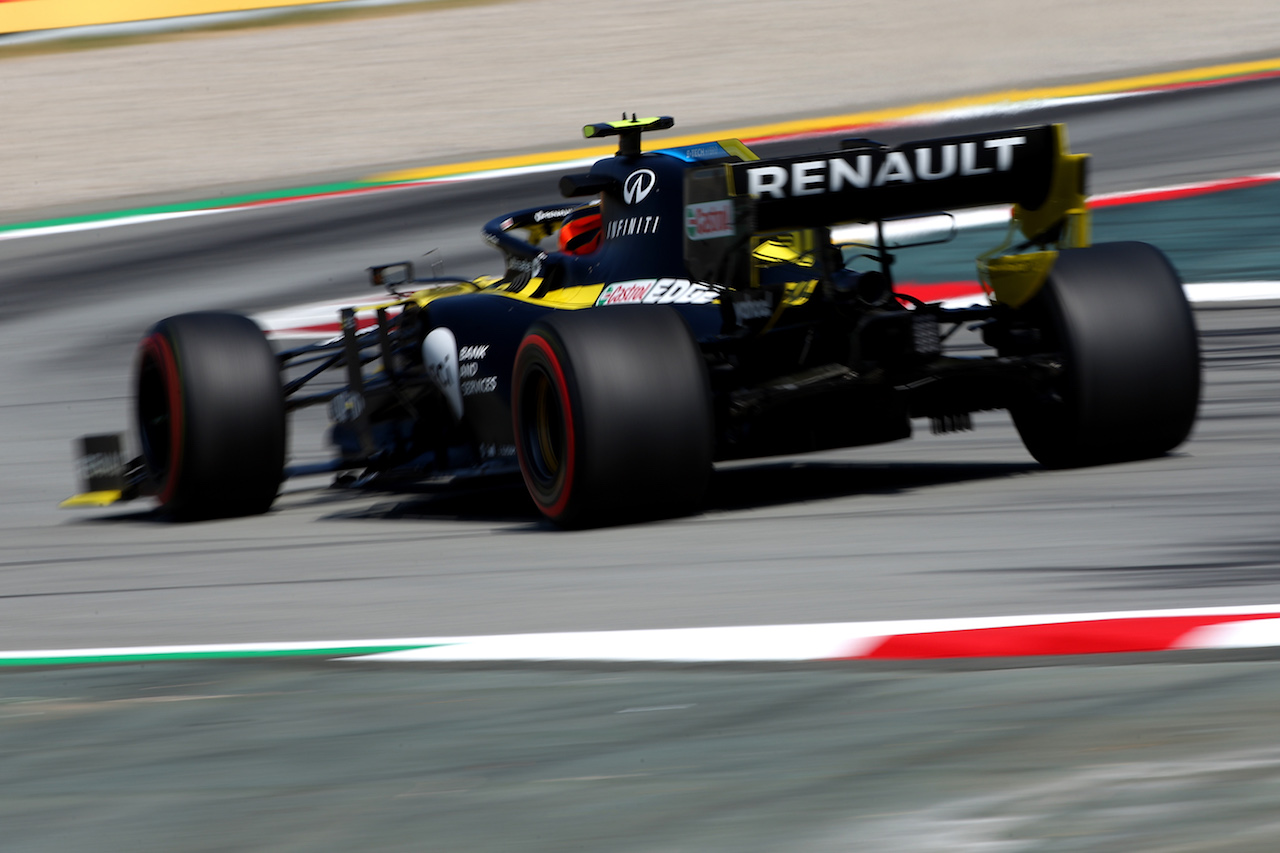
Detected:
[
  {"left": 1008, "top": 241, "right": 1200, "bottom": 468},
  {"left": 512, "top": 306, "right": 713, "bottom": 527},
  {"left": 136, "top": 312, "right": 286, "bottom": 520}
]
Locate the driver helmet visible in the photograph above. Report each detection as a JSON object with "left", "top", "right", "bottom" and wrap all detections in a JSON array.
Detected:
[{"left": 558, "top": 204, "right": 602, "bottom": 255}]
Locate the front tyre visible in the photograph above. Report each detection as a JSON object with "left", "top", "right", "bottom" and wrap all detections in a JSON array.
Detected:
[
  {"left": 512, "top": 306, "right": 713, "bottom": 527},
  {"left": 136, "top": 312, "right": 286, "bottom": 520},
  {"left": 1008, "top": 241, "right": 1200, "bottom": 468}
]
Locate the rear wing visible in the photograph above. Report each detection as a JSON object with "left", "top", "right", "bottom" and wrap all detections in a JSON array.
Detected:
[{"left": 684, "top": 124, "right": 1090, "bottom": 295}]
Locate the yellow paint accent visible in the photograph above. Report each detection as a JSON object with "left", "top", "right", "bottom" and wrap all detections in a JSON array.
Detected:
[
  {"left": 371, "top": 146, "right": 617, "bottom": 184},
  {"left": 350, "top": 277, "right": 602, "bottom": 315},
  {"left": 980, "top": 251, "right": 1058, "bottom": 309},
  {"left": 59, "top": 490, "right": 125, "bottom": 508},
  {"left": 491, "top": 283, "right": 605, "bottom": 309},
  {"left": 1013, "top": 124, "right": 1090, "bottom": 247},
  {"left": 0, "top": 0, "right": 351, "bottom": 33},
  {"left": 752, "top": 238, "right": 808, "bottom": 267},
  {"left": 367, "top": 56, "right": 1280, "bottom": 187},
  {"left": 716, "top": 139, "right": 760, "bottom": 163},
  {"left": 404, "top": 281, "right": 482, "bottom": 308},
  {"left": 785, "top": 279, "right": 818, "bottom": 306},
  {"left": 584, "top": 117, "right": 668, "bottom": 138},
  {"left": 758, "top": 236, "right": 820, "bottom": 332}
]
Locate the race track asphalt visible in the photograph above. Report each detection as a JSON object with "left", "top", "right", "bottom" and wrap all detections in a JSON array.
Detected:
[
  {"left": 2, "top": 77, "right": 1280, "bottom": 851},
  {"left": 7, "top": 659, "right": 1280, "bottom": 852}
]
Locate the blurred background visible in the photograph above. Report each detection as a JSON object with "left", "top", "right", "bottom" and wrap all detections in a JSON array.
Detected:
[
  {"left": 4, "top": 2, "right": 1280, "bottom": 851},
  {"left": 4, "top": 0, "right": 1280, "bottom": 221}
]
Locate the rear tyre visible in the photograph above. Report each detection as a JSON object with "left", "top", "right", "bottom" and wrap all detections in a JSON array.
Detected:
[
  {"left": 1007, "top": 241, "right": 1200, "bottom": 468},
  {"left": 136, "top": 312, "right": 286, "bottom": 520},
  {"left": 512, "top": 306, "right": 713, "bottom": 527}
]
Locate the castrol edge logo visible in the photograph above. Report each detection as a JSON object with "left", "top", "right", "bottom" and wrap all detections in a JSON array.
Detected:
[
  {"left": 596, "top": 278, "right": 717, "bottom": 306},
  {"left": 623, "top": 169, "right": 657, "bottom": 204},
  {"left": 741, "top": 136, "right": 1028, "bottom": 198}
]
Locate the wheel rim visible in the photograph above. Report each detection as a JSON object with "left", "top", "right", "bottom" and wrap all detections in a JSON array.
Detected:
[
  {"left": 136, "top": 333, "right": 182, "bottom": 500},
  {"left": 519, "top": 365, "right": 567, "bottom": 490}
]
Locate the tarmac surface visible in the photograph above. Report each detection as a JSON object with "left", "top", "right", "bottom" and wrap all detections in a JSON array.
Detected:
[{"left": 6, "top": 659, "right": 1280, "bottom": 852}]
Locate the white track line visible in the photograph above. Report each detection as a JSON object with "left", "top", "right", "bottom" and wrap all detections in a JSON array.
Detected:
[{"left": 6, "top": 604, "right": 1280, "bottom": 665}]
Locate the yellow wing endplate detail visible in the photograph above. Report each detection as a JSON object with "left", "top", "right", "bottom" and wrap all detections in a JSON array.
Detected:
[
  {"left": 583, "top": 116, "right": 674, "bottom": 139},
  {"left": 583, "top": 116, "right": 676, "bottom": 155},
  {"left": 60, "top": 490, "right": 126, "bottom": 508},
  {"left": 978, "top": 250, "right": 1058, "bottom": 309},
  {"left": 1012, "top": 123, "right": 1091, "bottom": 249},
  {"left": 978, "top": 123, "right": 1092, "bottom": 308}
]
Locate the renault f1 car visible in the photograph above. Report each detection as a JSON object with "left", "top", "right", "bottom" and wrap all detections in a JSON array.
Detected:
[{"left": 66, "top": 116, "right": 1201, "bottom": 525}]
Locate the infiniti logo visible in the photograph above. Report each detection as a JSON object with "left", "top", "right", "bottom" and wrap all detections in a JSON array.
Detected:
[{"left": 623, "top": 169, "right": 656, "bottom": 205}]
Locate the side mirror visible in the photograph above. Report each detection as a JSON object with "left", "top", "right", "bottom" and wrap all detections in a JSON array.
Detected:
[
  {"left": 369, "top": 262, "right": 414, "bottom": 293},
  {"left": 559, "top": 173, "right": 619, "bottom": 199}
]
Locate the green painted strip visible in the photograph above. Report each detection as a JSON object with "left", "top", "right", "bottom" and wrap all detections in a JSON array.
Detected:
[
  {"left": 0, "top": 644, "right": 447, "bottom": 667},
  {"left": 0, "top": 178, "right": 376, "bottom": 235}
]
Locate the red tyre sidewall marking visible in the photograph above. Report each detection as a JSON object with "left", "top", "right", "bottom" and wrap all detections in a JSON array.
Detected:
[
  {"left": 514, "top": 334, "right": 576, "bottom": 520},
  {"left": 140, "top": 332, "right": 184, "bottom": 505}
]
